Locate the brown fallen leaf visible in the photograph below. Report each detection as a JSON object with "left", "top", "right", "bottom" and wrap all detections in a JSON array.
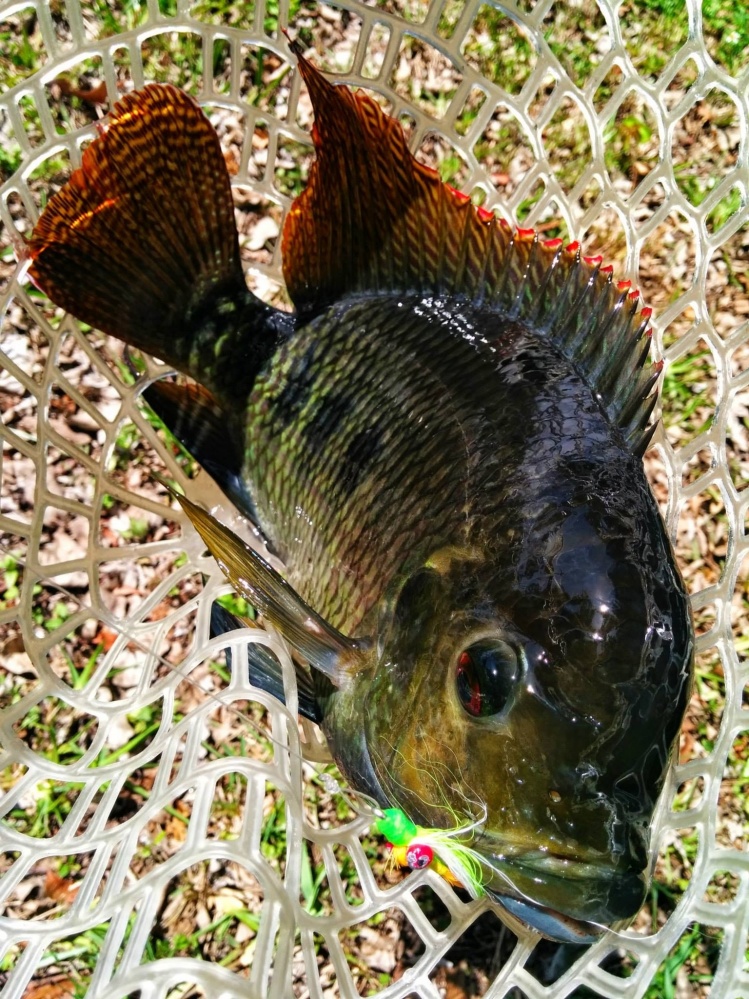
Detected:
[
  {"left": 54, "top": 76, "right": 108, "bottom": 105},
  {"left": 93, "top": 626, "right": 118, "bottom": 652},
  {"left": 44, "top": 870, "right": 78, "bottom": 905},
  {"left": 23, "top": 981, "right": 77, "bottom": 999}
]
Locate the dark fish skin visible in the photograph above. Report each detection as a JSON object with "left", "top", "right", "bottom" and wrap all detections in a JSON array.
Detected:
[
  {"left": 25, "top": 56, "right": 694, "bottom": 944},
  {"left": 244, "top": 295, "right": 692, "bottom": 930}
]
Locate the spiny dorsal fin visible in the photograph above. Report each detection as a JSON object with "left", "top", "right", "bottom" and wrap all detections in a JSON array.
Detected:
[
  {"left": 283, "top": 45, "right": 659, "bottom": 454},
  {"left": 27, "top": 84, "right": 279, "bottom": 405}
]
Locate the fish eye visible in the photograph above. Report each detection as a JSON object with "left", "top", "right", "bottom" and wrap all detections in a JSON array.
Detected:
[{"left": 456, "top": 639, "right": 520, "bottom": 718}]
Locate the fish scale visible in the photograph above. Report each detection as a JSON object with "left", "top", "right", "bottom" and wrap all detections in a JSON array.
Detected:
[
  {"left": 244, "top": 295, "right": 646, "bottom": 642},
  {"left": 246, "top": 298, "right": 476, "bottom": 632}
]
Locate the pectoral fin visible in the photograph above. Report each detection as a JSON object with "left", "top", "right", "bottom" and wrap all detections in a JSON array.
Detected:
[{"left": 177, "top": 491, "right": 369, "bottom": 686}]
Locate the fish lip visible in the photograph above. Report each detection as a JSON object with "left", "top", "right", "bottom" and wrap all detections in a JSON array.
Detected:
[
  {"left": 484, "top": 889, "right": 605, "bottom": 944},
  {"left": 475, "top": 846, "right": 646, "bottom": 940}
]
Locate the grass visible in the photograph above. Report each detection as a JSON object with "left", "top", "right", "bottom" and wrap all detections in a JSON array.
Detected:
[{"left": 1, "top": 0, "right": 746, "bottom": 996}]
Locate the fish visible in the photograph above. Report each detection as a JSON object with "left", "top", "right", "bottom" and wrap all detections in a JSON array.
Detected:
[{"left": 25, "top": 43, "right": 694, "bottom": 944}]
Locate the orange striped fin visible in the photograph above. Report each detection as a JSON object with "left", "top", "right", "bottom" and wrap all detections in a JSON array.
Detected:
[{"left": 27, "top": 84, "right": 247, "bottom": 382}]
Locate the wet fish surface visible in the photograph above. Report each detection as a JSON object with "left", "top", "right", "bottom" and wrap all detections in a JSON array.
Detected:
[{"left": 26, "top": 46, "right": 694, "bottom": 942}]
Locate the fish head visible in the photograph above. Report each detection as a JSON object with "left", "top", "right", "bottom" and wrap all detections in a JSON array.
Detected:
[
  {"left": 356, "top": 507, "right": 693, "bottom": 941},
  {"left": 175, "top": 431, "right": 692, "bottom": 945}
]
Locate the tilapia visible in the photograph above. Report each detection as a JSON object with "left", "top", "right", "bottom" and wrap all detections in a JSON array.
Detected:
[{"left": 26, "top": 46, "right": 694, "bottom": 943}]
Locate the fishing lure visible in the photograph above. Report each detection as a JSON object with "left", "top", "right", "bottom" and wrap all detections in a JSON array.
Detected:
[{"left": 375, "top": 807, "right": 486, "bottom": 897}]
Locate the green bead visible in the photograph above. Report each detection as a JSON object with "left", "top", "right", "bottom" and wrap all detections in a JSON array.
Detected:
[{"left": 374, "top": 808, "right": 419, "bottom": 845}]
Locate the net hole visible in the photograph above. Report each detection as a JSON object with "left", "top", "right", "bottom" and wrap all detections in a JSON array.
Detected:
[
  {"left": 1, "top": 297, "right": 51, "bottom": 382},
  {"left": 1, "top": 440, "right": 37, "bottom": 520},
  {"left": 129, "top": 792, "right": 197, "bottom": 881},
  {"left": 662, "top": 56, "right": 701, "bottom": 111},
  {"left": 343, "top": 907, "right": 424, "bottom": 981},
  {"left": 411, "top": 884, "right": 451, "bottom": 932},
  {"left": 273, "top": 135, "right": 311, "bottom": 199},
  {"left": 543, "top": 0, "right": 610, "bottom": 89},
  {"left": 662, "top": 339, "right": 718, "bottom": 449},
  {"left": 260, "top": 782, "right": 287, "bottom": 878},
  {"left": 705, "top": 183, "right": 744, "bottom": 236},
  {"left": 592, "top": 63, "right": 625, "bottom": 115},
  {"left": 461, "top": 8, "right": 536, "bottom": 96},
  {"left": 543, "top": 96, "right": 592, "bottom": 194},
  {"left": 17, "top": 93, "right": 45, "bottom": 148},
  {"left": 0, "top": 107, "right": 23, "bottom": 184},
  {"left": 646, "top": 922, "right": 724, "bottom": 997},
  {"left": 515, "top": 178, "right": 545, "bottom": 225},
  {"left": 671, "top": 89, "right": 741, "bottom": 211},
  {"left": 239, "top": 44, "right": 292, "bottom": 123},
  {"left": 437, "top": 0, "right": 466, "bottom": 40},
  {"left": 706, "top": 218, "right": 749, "bottom": 339},
  {"left": 719, "top": 732, "right": 749, "bottom": 850},
  {"left": 308, "top": 9, "right": 363, "bottom": 76},
  {"left": 432, "top": 908, "right": 516, "bottom": 988},
  {"left": 140, "top": 31, "right": 204, "bottom": 95},
  {"left": 390, "top": 34, "right": 463, "bottom": 120},
  {"left": 527, "top": 71, "right": 557, "bottom": 121},
  {"left": 2, "top": 189, "right": 34, "bottom": 239},
  {"left": 672, "top": 775, "right": 706, "bottom": 812},
  {"left": 604, "top": 88, "right": 660, "bottom": 197},
  {"left": 675, "top": 485, "right": 727, "bottom": 591},
  {"left": 212, "top": 37, "right": 232, "bottom": 94},
  {"left": 453, "top": 84, "right": 487, "bottom": 138},
  {"left": 415, "top": 131, "right": 469, "bottom": 189},
  {"left": 44, "top": 615, "right": 110, "bottom": 690},
  {"left": 581, "top": 204, "right": 627, "bottom": 264},
  {"left": 46, "top": 55, "right": 109, "bottom": 132},
  {"left": 233, "top": 188, "right": 282, "bottom": 269},
  {"left": 3, "top": 777, "right": 87, "bottom": 838},
  {"left": 681, "top": 446, "right": 716, "bottom": 489},
  {"left": 361, "top": 21, "right": 391, "bottom": 81},
  {"left": 703, "top": 869, "right": 741, "bottom": 904}
]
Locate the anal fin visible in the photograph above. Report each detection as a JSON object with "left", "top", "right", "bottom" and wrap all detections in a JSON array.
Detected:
[{"left": 143, "top": 378, "right": 257, "bottom": 521}]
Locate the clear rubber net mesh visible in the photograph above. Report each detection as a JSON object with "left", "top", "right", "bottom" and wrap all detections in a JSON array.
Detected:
[{"left": 0, "top": 0, "right": 747, "bottom": 996}]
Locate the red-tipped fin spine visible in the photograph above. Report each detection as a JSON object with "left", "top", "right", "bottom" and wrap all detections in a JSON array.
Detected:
[{"left": 282, "top": 43, "right": 660, "bottom": 453}]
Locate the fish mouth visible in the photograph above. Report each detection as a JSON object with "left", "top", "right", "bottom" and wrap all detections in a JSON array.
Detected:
[{"left": 478, "top": 849, "right": 647, "bottom": 943}]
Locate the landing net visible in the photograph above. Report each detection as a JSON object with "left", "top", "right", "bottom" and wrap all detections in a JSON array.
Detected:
[{"left": 0, "top": 1, "right": 747, "bottom": 996}]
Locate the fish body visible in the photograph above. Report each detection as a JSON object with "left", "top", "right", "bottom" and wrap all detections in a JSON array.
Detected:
[{"left": 26, "top": 51, "right": 694, "bottom": 943}]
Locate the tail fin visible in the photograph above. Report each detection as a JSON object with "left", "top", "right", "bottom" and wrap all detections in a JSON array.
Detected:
[{"left": 27, "top": 84, "right": 282, "bottom": 407}]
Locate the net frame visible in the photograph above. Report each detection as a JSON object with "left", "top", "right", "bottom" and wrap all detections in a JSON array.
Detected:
[{"left": 0, "top": 0, "right": 747, "bottom": 996}]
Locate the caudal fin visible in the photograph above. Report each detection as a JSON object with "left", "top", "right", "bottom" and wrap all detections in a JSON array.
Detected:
[{"left": 27, "top": 84, "right": 282, "bottom": 407}]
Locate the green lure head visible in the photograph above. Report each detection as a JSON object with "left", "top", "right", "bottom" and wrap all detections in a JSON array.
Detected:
[{"left": 374, "top": 808, "right": 418, "bottom": 846}]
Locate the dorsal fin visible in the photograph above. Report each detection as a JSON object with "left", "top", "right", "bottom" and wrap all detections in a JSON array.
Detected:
[{"left": 283, "top": 44, "right": 659, "bottom": 454}]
